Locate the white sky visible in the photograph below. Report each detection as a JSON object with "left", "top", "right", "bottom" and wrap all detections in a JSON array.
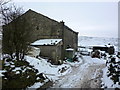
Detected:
[
  {"left": 12, "top": 0, "right": 119, "bottom": 2},
  {"left": 11, "top": 0, "right": 118, "bottom": 38}
]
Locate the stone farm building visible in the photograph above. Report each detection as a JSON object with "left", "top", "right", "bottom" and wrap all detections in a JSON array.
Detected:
[{"left": 3, "top": 9, "right": 78, "bottom": 64}]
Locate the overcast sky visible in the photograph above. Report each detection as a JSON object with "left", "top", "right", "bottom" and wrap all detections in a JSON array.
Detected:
[{"left": 12, "top": 0, "right": 118, "bottom": 38}]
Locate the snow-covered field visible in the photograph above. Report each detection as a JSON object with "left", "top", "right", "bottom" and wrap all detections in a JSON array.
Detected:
[
  {"left": 78, "top": 36, "right": 119, "bottom": 54},
  {"left": 78, "top": 36, "right": 118, "bottom": 47}
]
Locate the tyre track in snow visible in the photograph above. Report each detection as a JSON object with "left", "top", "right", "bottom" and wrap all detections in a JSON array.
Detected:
[
  {"left": 51, "top": 56, "right": 105, "bottom": 88},
  {"left": 78, "top": 64, "right": 105, "bottom": 88}
]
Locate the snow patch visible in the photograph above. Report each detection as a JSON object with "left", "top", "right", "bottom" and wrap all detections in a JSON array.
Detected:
[
  {"left": 31, "top": 39, "right": 62, "bottom": 46},
  {"left": 28, "top": 82, "right": 44, "bottom": 89},
  {"left": 0, "top": 70, "right": 6, "bottom": 76},
  {"left": 102, "top": 67, "right": 115, "bottom": 88},
  {"left": 25, "top": 56, "right": 72, "bottom": 81}
]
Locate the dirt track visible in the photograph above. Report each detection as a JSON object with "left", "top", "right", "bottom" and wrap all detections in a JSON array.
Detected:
[
  {"left": 51, "top": 56, "right": 105, "bottom": 88},
  {"left": 79, "top": 65, "right": 104, "bottom": 88}
]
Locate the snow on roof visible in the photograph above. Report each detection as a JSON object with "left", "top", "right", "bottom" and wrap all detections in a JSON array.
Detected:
[
  {"left": 66, "top": 48, "right": 74, "bottom": 51},
  {"left": 31, "top": 39, "right": 62, "bottom": 46},
  {"left": 89, "top": 44, "right": 114, "bottom": 48},
  {"left": 30, "top": 46, "right": 40, "bottom": 50},
  {"left": 89, "top": 45, "right": 106, "bottom": 47}
]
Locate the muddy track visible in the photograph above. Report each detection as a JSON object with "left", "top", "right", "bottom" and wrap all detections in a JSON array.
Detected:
[{"left": 80, "top": 65, "right": 104, "bottom": 88}]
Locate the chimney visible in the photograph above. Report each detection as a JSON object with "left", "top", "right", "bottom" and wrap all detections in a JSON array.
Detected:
[{"left": 60, "top": 20, "right": 64, "bottom": 26}]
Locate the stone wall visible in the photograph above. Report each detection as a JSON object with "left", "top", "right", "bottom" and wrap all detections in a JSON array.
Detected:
[
  {"left": 21, "top": 10, "right": 63, "bottom": 43},
  {"left": 63, "top": 26, "right": 78, "bottom": 51},
  {"left": 34, "top": 43, "right": 62, "bottom": 64}
]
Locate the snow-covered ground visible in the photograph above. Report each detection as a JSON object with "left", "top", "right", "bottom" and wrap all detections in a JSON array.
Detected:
[
  {"left": 24, "top": 56, "right": 83, "bottom": 88},
  {"left": 22, "top": 36, "right": 120, "bottom": 89},
  {"left": 101, "top": 56, "right": 120, "bottom": 88},
  {"left": 101, "top": 67, "right": 116, "bottom": 88},
  {"left": 23, "top": 55, "right": 106, "bottom": 88},
  {"left": 1, "top": 36, "right": 119, "bottom": 88},
  {"left": 51, "top": 56, "right": 106, "bottom": 88},
  {"left": 78, "top": 36, "right": 119, "bottom": 89},
  {"left": 25, "top": 56, "right": 71, "bottom": 81},
  {"left": 1, "top": 54, "right": 106, "bottom": 88}
]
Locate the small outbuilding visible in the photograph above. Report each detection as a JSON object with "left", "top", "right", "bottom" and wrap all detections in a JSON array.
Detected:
[
  {"left": 92, "top": 44, "right": 115, "bottom": 55},
  {"left": 65, "top": 48, "right": 74, "bottom": 62},
  {"left": 31, "top": 39, "right": 62, "bottom": 64}
]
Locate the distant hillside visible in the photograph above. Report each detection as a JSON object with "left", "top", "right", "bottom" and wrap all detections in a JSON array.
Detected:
[{"left": 78, "top": 36, "right": 118, "bottom": 47}]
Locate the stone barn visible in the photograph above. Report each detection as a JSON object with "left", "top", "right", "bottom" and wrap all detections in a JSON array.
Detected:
[
  {"left": 2, "top": 9, "right": 78, "bottom": 64},
  {"left": 31, "top": 39, "right": 62, "bottom": 64}
]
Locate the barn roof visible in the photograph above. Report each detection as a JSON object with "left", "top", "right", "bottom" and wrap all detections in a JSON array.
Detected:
[{"left": 31, "top": 39, "right": 62, "bottom": 46}]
